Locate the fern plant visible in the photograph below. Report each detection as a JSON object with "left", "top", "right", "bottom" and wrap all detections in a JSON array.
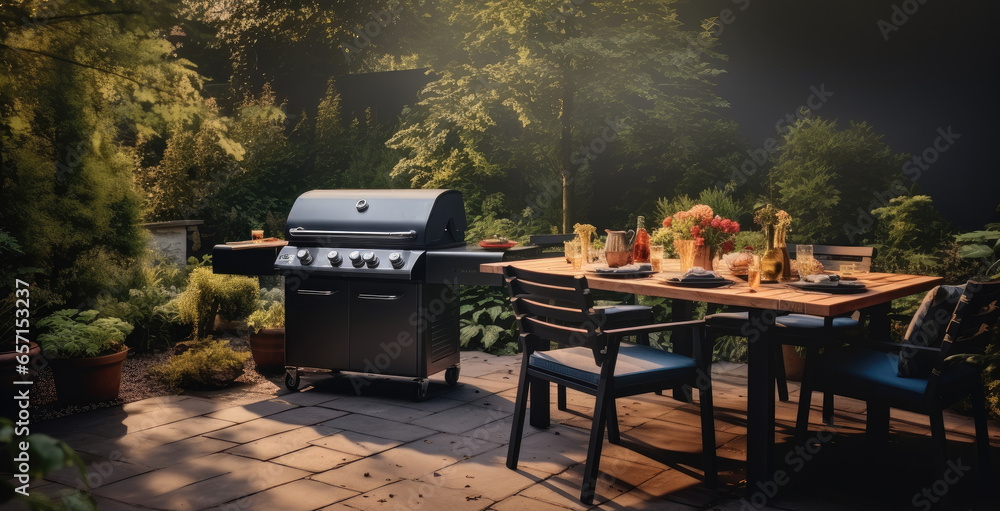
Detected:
[{"left": 36, "top": 310, "right": 133, "bottom": 358}]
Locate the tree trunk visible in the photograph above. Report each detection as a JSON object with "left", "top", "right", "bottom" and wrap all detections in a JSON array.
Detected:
[{"left": 559, "top": 70, "right": 574, "bottom": 233}]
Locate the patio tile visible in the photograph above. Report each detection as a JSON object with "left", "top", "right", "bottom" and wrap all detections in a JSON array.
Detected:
[
  {"left": 206, "top": 399, "right": 300, "bottom": 422},
  {"left": 92, "top": 452, "right": 248, "bottom": 502},
  {"left": 119, "top": 395, "right": 193, "bottom": 414},
  {"left": 319, "top": 413, "right": 439, "bottom": 442},
  {"left": 43, "top": 450, "right": 152, "bottom": 491},
  {"left": 338, "top": 479, "right": 496, "bottom": 511},
  {"left": 516, "top": 458, "right": 662, "bottom": 511},
  {"left": 320, "top": 395, "right": 439, "bottom": 421},
  {"left": 92, "top": 495, "right": 162, "bottom": 511},
  {"left": 117, "top": 435, "right": 238, "bottom": 469},
  {"left": 120, "top": 416, "right": 235, "bottom": 447},
  {"left": 225, "top": 424, "right": 340, "bottom": 460},
  {"left": 311, "top": 432, "right": 501, "bottom": 493},
  {"left": 607, "top": 469, "right": 706, "bottom": 510},
  {"left": 426, "top": 452, "right": 549, "bottom": 501},
  {"left": 411, "top": 402, "right": 513, "bottom": 435},
  {"left": 307, "top": 429, "right": 404, "bottom": 457},
  {"left": 263, "top": 405, "right": 349, "bottom": 425},
  {"left": 490, "top": 495, "right": 579, "bottom": 511},
  {"left": 271, "top": 445, "right": 361, "bottom": 472},
  {"left": 204, "top": 417, "right": 305, "bottom": 443},
  {"left": 273, "top": 389, "right": 346, "bottom": 406},
  {"left": 479, "top": 425, "right": 591, "bottom": 475},
  {"left": 214, "top": 478, "right": 358, "bottom": 511},
  {"left": 113, "top": 397, "right": 221, "bottom": 435},
  {"left": 141, "top": 460, "right": 309, "bottom": 510},
  {"left": 441, "top": 374, "right": 518, "bottom": 401},
  {"left": 454, "top": 351, "right": 521, "bottom": 378}
]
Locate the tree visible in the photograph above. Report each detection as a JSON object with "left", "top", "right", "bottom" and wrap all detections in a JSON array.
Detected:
[
  {"left": 0, "top": 1, "right": 220, "bottom": 305},
  {"left": 768, "top": 117, "right": 908, "bottom": 244},
  {"left": 387, "top": 0, "right": 728, "bottom": 232}
]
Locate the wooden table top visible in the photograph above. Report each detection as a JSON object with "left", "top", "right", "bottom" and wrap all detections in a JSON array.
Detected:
[{"left": 480, "top": 258, "right": 943, "bottom": 317}]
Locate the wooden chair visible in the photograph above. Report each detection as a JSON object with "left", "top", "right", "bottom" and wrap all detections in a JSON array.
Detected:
[
  {"left": 503, "top": 265, "right": 717, "bottom": 504},
  {"left": 796, "top": 280, "right": 1000, "bottom": 482}
]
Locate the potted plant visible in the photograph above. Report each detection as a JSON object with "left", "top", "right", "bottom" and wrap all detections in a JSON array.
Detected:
[
  {"left": 175, "top": 267, "right": 259, "bottom": 340},
  {"left": 245, "top": 301, "right": 285, "bottom": 374},
  {"left": 36, "top": 310, "right": 133, "bottom": 404}
]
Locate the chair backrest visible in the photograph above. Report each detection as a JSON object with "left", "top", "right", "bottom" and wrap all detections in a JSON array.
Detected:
[
  {"left": 528, "top": 234, "right": 579, "bottom": 258},
  {"left": 787, "top": 244, "right": 876, "bottom": 272},
  {"left": 503, "top": 265, "right": 609, "bottom": 365},
  {"left": 935, "top": 280, "right": 1000, "bottom": 364}
]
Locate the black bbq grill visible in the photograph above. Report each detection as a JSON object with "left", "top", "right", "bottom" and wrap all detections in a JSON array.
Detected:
[{"left": 214, "top": 189, "right": 539, "bottom": 399}]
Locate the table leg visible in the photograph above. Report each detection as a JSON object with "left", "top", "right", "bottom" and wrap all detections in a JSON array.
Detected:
[
  {"left": 866, "top": 303, "right": 892, "bottom": 340},
  {"left": 672, "top": 299, "right": 694, "bottom": 402},
  {"left": 746, "top": 308, "right": 776, "bottom": 496}
]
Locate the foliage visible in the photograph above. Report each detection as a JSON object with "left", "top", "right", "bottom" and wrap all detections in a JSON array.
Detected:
[
  {"left": 0, "top": 418, "right": 99, "bottom": 511},
  {"left": 388, "top": 0, "right": 729, "bottom": 232},
  {"left": 149, "top": 338, "right": 249, "bottom": 389},
  {"left": 954, "top": 204, "right": 1000, "bottom": 280},
  {"left": 175, "top": 267, "right": 259, "bottom": 340},
  {"left": 460, "top": 286, "right": 518, "bottom": 355},
  {"left": 0, "top": 0, "right": 225, "bottom": 306},
  {"left": 246, "top": 302, "right": 285, "bottom": 334},
  {"left": 465, "top": 195, "right": 545, "bottom": 244},
  {"left": 36, "top": 310, "right": 132, "bottom": 359},
  {"left": 869, "top": 195, "right": 953, "bottom": 275},
  {"left": 768, "top": 117, "right": 908, "bottom": 244}
]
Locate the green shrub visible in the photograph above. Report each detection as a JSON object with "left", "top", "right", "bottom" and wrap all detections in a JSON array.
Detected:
[
  {"left": 36, "top": 310, "right": 133, "bottom": 358},
  {"left": 460, "top": 286, "right": 518, "bottom": 355},
  {"left": 150, "top": 339, "right": 250, "bottom": 389},
  {"left": 246, "top": 302, "right": 285, "bottom": 333},
  {"left": 176, "top": 267, "right": 259, "bottom": 339}
]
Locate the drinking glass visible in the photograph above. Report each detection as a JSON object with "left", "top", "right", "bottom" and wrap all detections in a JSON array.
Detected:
[
  {"left": 747, "top": 255, "right": 762, "bottom": 291},
  {"left": 840, "top": 263, "right": 856, "bottom": 276},
  {"left": 796, "top": 244, "right": 813, "bottom": 261},
  {"left": 251, "top": 229, "right": 264, "bottom": 242},
  {"left": 676, "top": 239, "right": 695, "bottom": 272},
  {"left": 650, "top": 245, "right": 664, "bottom": 272},
  {"left": 564, "top": 240, "right": 583, "bottom": 270}
]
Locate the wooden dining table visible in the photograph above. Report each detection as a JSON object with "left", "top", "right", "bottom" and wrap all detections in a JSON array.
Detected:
[{"left": 479, "top": 257, "right": 942, "bottom": 493}]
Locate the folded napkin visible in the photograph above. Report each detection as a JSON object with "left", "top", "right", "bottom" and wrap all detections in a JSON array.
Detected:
[
  {"left": 802, "top": 274, "right": 841, "bottom": 284},
  {"left": 594, "top": 263, "right": 652, "bottom": 273},
  {"left": 682, "top": 267, "right": 721, "bottom": 280}
]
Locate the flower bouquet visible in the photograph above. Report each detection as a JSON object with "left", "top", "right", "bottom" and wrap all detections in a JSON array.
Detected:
[{"left": 660, "top": 204, "right": 740, "bottom": 270}]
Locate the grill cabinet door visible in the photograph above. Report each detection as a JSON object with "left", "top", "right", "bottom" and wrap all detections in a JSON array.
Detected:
[
  {"left": 285, "top": 278, "right": 350, "bottom": 370},
  {"left": 348, "top": 281, "right": 421, "bottom": 376}
]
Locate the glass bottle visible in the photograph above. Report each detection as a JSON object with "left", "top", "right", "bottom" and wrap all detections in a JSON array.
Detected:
[
  {"left": 760, "top": 224, "right": 784, "bottom": 281},
  {"left": 632, "top": 216, "right": 650, "bottom": 264}
]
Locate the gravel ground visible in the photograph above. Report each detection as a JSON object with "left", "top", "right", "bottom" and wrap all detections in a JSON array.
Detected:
[{"left": 29, "top": 335, "right": 283, "bottom": 423}]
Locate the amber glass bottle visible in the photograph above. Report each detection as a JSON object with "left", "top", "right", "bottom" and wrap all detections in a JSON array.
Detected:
[{"left": 632, "top": 216, "right": 650, "bottom": 264}]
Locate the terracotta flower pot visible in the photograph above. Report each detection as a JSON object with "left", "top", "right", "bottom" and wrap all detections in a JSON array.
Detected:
[
  {"left": 781, "top": 344, "right": 805, "bottom": 381},
  {"left": 48, "top": 349, "right": 128, "bottom": 405},
  {"left": 248, "top": 328, "right": 285, "bottom": 374}
]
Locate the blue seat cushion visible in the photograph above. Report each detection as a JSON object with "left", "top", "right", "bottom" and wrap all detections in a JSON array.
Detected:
[
  {"left": 898, "top": 285, "right": 965, "bottom": 378},
  {"left": 706, "top": 312, "right": 857, "bottom": 330},
  {"left": 529, "top": 343, "right": 696, "bottom": 388},
  {"left": 815, "top": 348, "right": 977, "bottom": 406}
]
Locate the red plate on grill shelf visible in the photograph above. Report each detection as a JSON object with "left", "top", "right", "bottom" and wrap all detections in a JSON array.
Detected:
[{"left": 479, "top": 240, "right": 518, "bottom": 250}]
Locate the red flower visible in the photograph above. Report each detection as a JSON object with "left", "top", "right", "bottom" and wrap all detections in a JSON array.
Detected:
[
  {"left": 690, "top": 225, "right": 701, "bottom": 237},
  {"left": 721, "top": 240, "right": 735, "bottom": 254},
  {"left": 711, "top": 217, "right": 721, "bottom": 229},
  {"left": 694, "top": 237, "right": 704, "bottom": 246},
  {"left": 663, "top": 216, "right": 672, "bottom": 227},
  {"left": 731, "top": 221, "right": 740, "bottom": 234}
]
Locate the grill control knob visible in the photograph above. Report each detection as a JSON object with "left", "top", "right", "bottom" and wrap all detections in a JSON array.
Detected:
[
  {"left": 388, "top": 252, "right": 404, "bottom": 269},
  {"left": 349, "top": 251, "right": 363, "bottom": 268},
  {"left": 363, "top": 251, "right": 380, "bottom": 268},
  {"left": 296, "top": 249, "right": 313, "bottom": 265},
  {"left": 327, "top": 250, "right": 342, "bottom": 266}
]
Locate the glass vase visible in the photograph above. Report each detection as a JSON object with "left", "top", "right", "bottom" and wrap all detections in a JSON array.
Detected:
[
  {"left": 761, "top": 224, "right": 784, "bottom": 282},
  {"left": 675, "top": 239, "right": 695, "bottom": 272}
]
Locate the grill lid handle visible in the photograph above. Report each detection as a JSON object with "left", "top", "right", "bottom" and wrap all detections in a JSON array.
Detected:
[{"left": 288, "top": 228, "right": 417, "bottom": 239}]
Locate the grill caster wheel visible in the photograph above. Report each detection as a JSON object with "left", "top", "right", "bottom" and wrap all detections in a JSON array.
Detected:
[
  {"left": 445, "top": 366, "right": 460, "bottom": 386},
  {"left": 284, "top": 369, "right": 300, "bottom": 391},
  {"left": 414, "top": 379, "right": 429, "bottom": 401}
]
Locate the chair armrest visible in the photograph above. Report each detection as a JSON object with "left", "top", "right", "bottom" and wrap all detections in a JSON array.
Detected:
[{"left": 603, "top": 319, "right": 704, "bottom": 337}]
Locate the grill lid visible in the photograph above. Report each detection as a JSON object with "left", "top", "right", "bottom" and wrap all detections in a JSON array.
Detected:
[{"left": 285, "top": 189, "right": 467, "bottom": 248}]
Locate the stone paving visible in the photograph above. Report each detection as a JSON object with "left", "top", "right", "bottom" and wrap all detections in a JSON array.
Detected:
[{"left": 19, "top": 352, "right": 1000, "bottom": 510}]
